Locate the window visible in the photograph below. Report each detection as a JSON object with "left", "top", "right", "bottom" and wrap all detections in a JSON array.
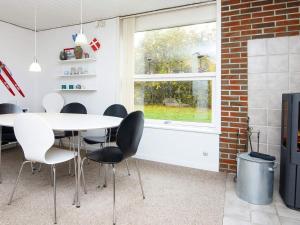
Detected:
[{"left": 134, "top": 22, "right": 216, "bottom": 126}]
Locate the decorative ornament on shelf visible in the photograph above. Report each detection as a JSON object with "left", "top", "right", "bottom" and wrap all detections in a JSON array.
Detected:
[
  {"left": 59, "top": 50, "right": 67, "bottom": 60},
  {"left": 72, "top": 34, "right": 77, "bottom": 42},
  {"left": 74, "top": 46, "right": 83, "bottom": 59},
  {"left": 90, "top": 38, "right": 101, "bottom": 52}
]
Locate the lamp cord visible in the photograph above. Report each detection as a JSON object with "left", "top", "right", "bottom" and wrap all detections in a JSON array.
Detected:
[
  {"left": 80, "top": 0, "right": 83, "bottom": 33},
  {"left": 34, "top": 3, "right": 37, "bottom": 61}
]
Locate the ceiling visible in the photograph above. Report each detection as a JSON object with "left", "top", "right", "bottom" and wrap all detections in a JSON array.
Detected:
[{"left": 0, "top": 0, "right": 211, "bottom": 31}]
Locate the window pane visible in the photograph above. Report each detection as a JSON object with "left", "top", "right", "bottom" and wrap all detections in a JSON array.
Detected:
[
  {"left": 135, "top": 22, "right": 216, "bottom": 75},
  {"left": 134, "top": 80, "right": 212, "bottom": 123}
]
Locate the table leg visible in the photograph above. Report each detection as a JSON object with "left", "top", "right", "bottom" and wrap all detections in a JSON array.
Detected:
[
  {"left": 76, "top": 131, "right": 81, "bottom": 208},
  {"left": 0, "top": 126, "right": 2, "bottom": 184}
]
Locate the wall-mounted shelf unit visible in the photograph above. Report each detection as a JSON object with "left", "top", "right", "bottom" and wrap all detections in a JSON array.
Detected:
[
  {"left": 59, "top": 58, "right": 96, "bottom": 63},
  {"left": 57, "top": 74, "right": 96, "bottom": 78},
  {"left": 57, "top": 89, "right": 96, "bottom": 92},
  {"left": 57, "top": 52, "right": 97, "bottom": 92}
]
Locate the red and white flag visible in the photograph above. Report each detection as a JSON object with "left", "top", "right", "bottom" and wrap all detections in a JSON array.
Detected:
[{"left": 90, "top": 38, "right": 101, "bottom": 52}]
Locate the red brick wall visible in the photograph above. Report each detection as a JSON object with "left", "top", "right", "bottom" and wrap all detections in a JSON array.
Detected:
[{"left": 220, "top": 0, "right": 300, "bottom": 173}]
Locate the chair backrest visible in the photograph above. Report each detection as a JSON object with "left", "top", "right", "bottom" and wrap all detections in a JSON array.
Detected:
[
  {"left": 103, "top": 104, "right": 128, "bottom": 118},
  {"left": 116, "top": 111, "right": 144, "bottom": 158},
  {"left": 0, "top": 103, "right": 22, "bottom": 114},
  {"left": 42, "top": 93, "right": 64, "bottom": 113},
  {"left": 104, "top": 104, "right": 128, "bottom": 141},
  {"left": 14, "top": 114, "right": 54, "bottom": 163},
  {"left": 60, "top": 102, "right": 87, "bottom": 114},
  {"left": 61, "top": 102, "right": 87, "bottom": 136},
  {"left": 0, "top": 103, "right": 22, "bottom": 134}
]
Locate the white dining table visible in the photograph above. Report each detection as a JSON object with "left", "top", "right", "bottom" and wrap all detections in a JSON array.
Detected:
[{"left": 0, "top": 112, "right": 122, "bottom": 208}]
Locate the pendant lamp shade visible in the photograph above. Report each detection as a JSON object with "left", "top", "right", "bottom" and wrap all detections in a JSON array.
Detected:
[
  {"left": 75, "top": 0, "right": 88, "bottom": 46},
  {"left": 29, "top": 59, "right": 42, "bottom": 72},
  {"left": 75, "top": 32, "right": 88, "bottom": 46}
]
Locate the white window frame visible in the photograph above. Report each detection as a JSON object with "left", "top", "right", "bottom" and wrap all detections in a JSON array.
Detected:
[
  {"left": 132, "top": 2, "right": 220, "bottom": 133},
  {"left": 134, "top": 72, "right": 217, "bottom": 129}
]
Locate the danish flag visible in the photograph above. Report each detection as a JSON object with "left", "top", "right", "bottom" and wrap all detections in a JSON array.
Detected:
[
  {"left": 90, "top": 38, "right": 101, "bottom": 52},
  {"left": 0, "top": 61, "right": 25, "bottom": 97}
]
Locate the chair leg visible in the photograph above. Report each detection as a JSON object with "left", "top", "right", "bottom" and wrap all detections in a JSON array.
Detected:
[
  {"left": 38, "top": 163, "right": 42, "bottom": 172},
  {"left": 125, "top": 159, "right": 130, "bottom": 176},
  {"left": 8, "top": 161, "right": 30, "bottom": 205},
  {"left": 52, "top": 165, "right": 57, "bottom": 224},
  {"left": 104, "top": 164, "right": 107, "bottom": 188},
  {"left": 80, "top": 157, "right": 87, "bottom": 194},
  {"left": 82, "top": 141, "right": 89, "bottom": 165},
  {"left": 72, "top": 156, "right": 78, "bottom": 205},
  {"left": 31, "top": 162, "right": 35, "bottom": 174},
  {"left": 50, "top": 166, "right": 54, "bottom": 186},
  {"left": 135, "top": 160, "right": 145, "bottom": 199},
  {"left": 68, "top": 137, "right": 72, "bottom": 176},
  {"left": 112, "top": 164, "right": 116, "bottom": 225},
  {"left": 68, "top": 161, "right": 72, "bottom": 176}
]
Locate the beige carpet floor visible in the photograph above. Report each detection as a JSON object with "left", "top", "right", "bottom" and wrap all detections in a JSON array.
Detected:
[{"left": 0, "top": 147, "right": 226, "bottom": 225}]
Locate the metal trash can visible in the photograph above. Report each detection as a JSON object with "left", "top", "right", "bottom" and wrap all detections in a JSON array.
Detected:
[{"left": 236, "top": 153, "right": 276, "bottom": 205}]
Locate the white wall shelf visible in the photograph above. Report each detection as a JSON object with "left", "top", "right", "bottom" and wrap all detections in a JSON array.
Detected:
[
  {"left": 57, "top": 74, "right": 96, "bottom": 78},
  {"left": 59, "top": 58, "right": 96, "bottom": 63},
  {"left": 57, "top": 89, "right": 96, "bottom": 92}
]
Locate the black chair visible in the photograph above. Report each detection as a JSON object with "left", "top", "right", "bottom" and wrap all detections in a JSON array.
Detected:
[
  {"left": 0, "top": 103, "right": 22, "bottom": 183},
  {"left": 55, "top": 102, "right": 87, "bottom": 140},
  {"left": 0, "top": 103, "right": 22, "bottom": 145},
  {"left": 83, "top": 104, "right": 128, "bottom": 146},
  {"left": 81, "top": 111, "right": 145, "bottom": 225},
  {"left": 83, "top": 104, "right": 130, "bottom": 180},
  {"left": 55, "top": 102, "right": 87, "bottom": 175}
]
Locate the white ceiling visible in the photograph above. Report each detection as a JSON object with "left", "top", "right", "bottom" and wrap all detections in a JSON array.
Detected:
[{"left": 0, "top": 0, "right": 211, "bottom": 31}]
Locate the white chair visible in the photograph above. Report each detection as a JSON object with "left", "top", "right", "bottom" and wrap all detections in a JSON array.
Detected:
[
  {"left": 42, "top": 92, "right": 65, "bottom": 150},
  {"left": 8, "top": 114, "right": 77, "bottom": 224},
  {"left": 42, "top": 93, "right": 64, "bottom": 113}
]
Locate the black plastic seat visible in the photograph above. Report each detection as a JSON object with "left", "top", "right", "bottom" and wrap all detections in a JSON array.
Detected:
[
  {"left": 87, "top": 146, "right": 123, "bottom": 163},
  {"left": 0, "top": 103, "right": 22, "bottom": 145},
  {"left": 83, "top": 104, "right": 127, "bottom": 145},
  {"left": 84, "top": 111, "right": 145, "bottom": 225},
  {"left": 83, "top": 136, "right": 106, "bottom": 145}
]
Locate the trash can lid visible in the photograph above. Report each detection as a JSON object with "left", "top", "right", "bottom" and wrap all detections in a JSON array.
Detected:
[{"left": 237, "top": 152, "right": 275, "bottom": 163}]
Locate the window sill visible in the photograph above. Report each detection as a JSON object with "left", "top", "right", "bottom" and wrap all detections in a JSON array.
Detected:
[{"left": 144, "top": 122, "right": 221, "bottom": 134}]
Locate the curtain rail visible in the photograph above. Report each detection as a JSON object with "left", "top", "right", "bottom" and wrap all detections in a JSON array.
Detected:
[{"left": 120, "top": 1, "right": 216, "bottom": 20}]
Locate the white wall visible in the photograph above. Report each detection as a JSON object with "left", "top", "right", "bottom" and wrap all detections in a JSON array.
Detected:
[
  {"left": 138, "top": 127, "right": 219, "bottom": 171},
  {"left": 0, "top": 15, "right": 219, "bottom": 172},
  {"left": 36, "top": 18, "right": 120, "bottom": 116},
  {"left": 0, "top": 21, "right": 38, "bottom": 111}
]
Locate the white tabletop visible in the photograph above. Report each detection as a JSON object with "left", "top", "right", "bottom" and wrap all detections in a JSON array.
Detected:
[{"left": 0, "top": 113, "right": 122, "bottom": 131}]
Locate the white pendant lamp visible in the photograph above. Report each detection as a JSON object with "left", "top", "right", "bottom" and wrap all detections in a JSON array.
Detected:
[
  {"left": 75, "top": 0, "right": 88, "bottom": 46},
  {"left": 29, "top": 4, "right": 41, "bottom": 72}
]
